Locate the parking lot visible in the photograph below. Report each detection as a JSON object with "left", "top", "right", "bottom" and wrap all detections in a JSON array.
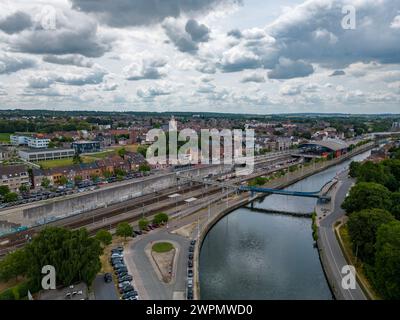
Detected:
[
  {"left": 107, "top": 245, "right": 140, "bottom": 300},
  {"left": 93, "top": 275, "right": 119, "bottom": 300}
]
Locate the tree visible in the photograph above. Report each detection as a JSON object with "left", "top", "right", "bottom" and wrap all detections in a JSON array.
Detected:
[
  {"left": 116, "top": 222, "right": 133, "bottom": 240},
  {"left": 74, "top": 175, "right": 83, "bottom": 185},
  {"left": 373, "top": 221, "right": 400, "bottom": 299},
  {"left": 0, "top": 185, "right": 10, "bottom": 196},
  {"left": 0, "top": 249, "right": 28, "bottom": 282},
  {"left": 349, "top": 161, "right": 361, "bottom": 178},
  {"left": 95, "top": 229, "right": 112, "bottom": 246},
  {"left": 347, "top": 209, "right": 395, "bottom": 265},
  {"left": 114, "top": 168, "right": 127, "bottom": 177},
  {"left": 103, "top": 170, "right": 113, "bottom": 179},
  {"left": 391, "top": 192, "right": 400, "bottom": 220},
  {"left": 137, "top": 145, "right": 148, "bottom": 157},
  {"left": 25, "top": 227, "right": 102, "bottom": 288},
  {"left": 153, "top": 213, "right": 169, "bottom": 225},
  {"left": 118, "top": 148, "right": 126, "bottom": 159},
  {"left": 139, "top": 163, "right": 150, "bottom": 172},
  {"left": 58, "top": 176, "right": 68, "bottom": 186},
  {"left": 342, "top": 182, "right": 393, "bottom": 214},
  {"left": 18, "top": 184, "right": 30, "bottom": 193},
  {"left": 139, "top": 218, "right": 149, "bottom": 230},
  {"left": 4, "top": 192, "right": 18, "bottom": 203},
  {"left": 73, "top": 153, "right": 82, "bottom": 164},
  {"left": 356, "top": 161, "right": 390, "bottom": 186},
  {"left": 41, "top": 177, "right": 51, "bottom": 189},
  {"left": 48, "top": 141, "right": 57, "bottom": 148}
]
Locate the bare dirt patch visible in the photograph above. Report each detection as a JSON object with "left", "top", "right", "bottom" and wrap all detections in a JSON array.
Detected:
[
  {"left": 151, "top": 243, "right": 176, "bottom": 283},
  {"left": 171, "top": 221, "right": 197, "bottom": 238}
]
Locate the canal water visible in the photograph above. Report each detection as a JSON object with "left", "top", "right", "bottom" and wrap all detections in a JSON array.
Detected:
[{"left": 199, "top": 151, "right": 371, "bottom": 300}]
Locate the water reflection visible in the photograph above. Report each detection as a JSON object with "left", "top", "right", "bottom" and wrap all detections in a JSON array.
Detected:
[{"left": 199, "top": 151, "right": 371, "bottom": 300}]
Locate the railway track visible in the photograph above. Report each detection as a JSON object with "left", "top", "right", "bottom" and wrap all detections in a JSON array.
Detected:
[{"left": 0, "top": 157, "right": 296, "bottom": 257}]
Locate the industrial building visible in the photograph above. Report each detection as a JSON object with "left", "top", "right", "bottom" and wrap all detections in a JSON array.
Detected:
[
  {"left": 18, "top": 148, "right": 75, "bottom": 162},
  {"left": 72, "top": 141, "right": 101, "bottom": 154},
  {"left": 299, "top": 140, "right": 349, "bottom": 158}
]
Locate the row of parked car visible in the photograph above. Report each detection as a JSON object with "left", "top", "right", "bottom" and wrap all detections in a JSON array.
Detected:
[
  {"left": 0, "top": 171, "right": 154, "bottom": 210},
  {"left": 131, "top": 222, "right": 163, "bottom": 238},
  {"left": 104, "top": 246, "right": 139, "bottom": 300},
  {"left": 0, "top": 188, "right": 77, "bottom": 208},
  {"left": 187, "top": 239, "right": 196, "bottom": 300}
]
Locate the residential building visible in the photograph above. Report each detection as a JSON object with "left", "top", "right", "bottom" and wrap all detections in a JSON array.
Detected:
[
  {"left": 0, "top": 165, "right": 30, "bottom": 192},
  {"left": 10, "top": 135, "right": 28, "bottom": 146},
  {"left": 18, "top": 148, "right": 75, "bottom": 162},
  {"left": 0, "top": 146, "right": 13, "bottom": 161},
  {"left": 31, "top": 168, "right": 47, "bottom": 189},
  {"left": 96, "top": 155, "right": 131, "bottom": 174},
  {"left": 125, "top": 152, "right": 147, "bottom": 171},
  {"left": 72, "top": 141, "right": 101, "bottom": 154}
]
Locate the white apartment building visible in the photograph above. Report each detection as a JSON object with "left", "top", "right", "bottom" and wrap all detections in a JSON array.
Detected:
[
  {"left": 10, "top": 135, "right": 50, "bottom": 148},
  {"left": 27, "top": 137, "right": 50, "bottom": 148}
]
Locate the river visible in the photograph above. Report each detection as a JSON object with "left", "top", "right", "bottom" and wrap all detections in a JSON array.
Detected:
[{"left": 199, "top": 151, "right": 371, "bottom": 300}]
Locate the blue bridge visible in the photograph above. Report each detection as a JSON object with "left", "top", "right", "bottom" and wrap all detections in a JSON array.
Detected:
[{"left": 239, "top": 186, "right": 331, "bottom": 201}]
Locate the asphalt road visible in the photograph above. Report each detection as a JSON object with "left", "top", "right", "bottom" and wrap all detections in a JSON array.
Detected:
[
  {"left": 319, "top": 171, "right": 367, "bottom": 300},
  {"left": 125, "top": 230, "right": 190, "bottom": 300},
  {"left": 92, "top": 274, "right": 119, "bottom": 300}
]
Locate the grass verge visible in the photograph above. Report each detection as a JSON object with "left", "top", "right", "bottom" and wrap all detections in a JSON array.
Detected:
[{"left": 152, "top": 242, "right": 174, "bottom": 253}]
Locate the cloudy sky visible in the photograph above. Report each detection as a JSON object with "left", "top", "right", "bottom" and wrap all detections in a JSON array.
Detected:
[{"left": 0, "top": 0, "right": 399, "bottom": 114}]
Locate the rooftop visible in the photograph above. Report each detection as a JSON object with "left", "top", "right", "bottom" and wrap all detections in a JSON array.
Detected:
[
  {"left": 0, "top": 165, "right": 27, "bottom": 176},
  {"left": 19, "top": 148, "right": 75, "bottom": 154},
  {"left": 301, "top": 139, "right": 349, "bottom": 151}
]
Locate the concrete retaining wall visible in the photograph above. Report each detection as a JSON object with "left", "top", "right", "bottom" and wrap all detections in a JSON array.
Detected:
[{"left": 1, "top": 164, "right": 231, "bottom": 229}]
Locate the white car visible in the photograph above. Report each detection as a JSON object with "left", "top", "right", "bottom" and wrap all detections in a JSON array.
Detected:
[{"left": 118, "top": 281, "right": 131, "bottom": 288}]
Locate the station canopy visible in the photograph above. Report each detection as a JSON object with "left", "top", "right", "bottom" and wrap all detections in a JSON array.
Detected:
[{"left": 300, "top": 140, "right": 348, "bottom": 152}]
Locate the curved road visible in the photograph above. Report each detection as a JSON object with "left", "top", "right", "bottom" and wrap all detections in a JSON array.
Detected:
[
  {"left": 125, "top": 226, "right": 192, "bottom": 300},
  {"left": 318, "top": 171, "right": 367, "bottom": 300}
]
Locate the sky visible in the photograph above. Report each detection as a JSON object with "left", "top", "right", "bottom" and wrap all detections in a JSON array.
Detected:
[{"left": 0, "top": 0, "right": 399, "bottom": 114}]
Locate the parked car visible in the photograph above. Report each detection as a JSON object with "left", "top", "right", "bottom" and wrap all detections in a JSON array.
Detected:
[
  {"left": 115, "top": 268, "right": 128, "bottom": 275},
  {"left": 122, "top": 291, "right": 138, "bottom": 300},
  {"left": 188, "top": 260, "right": 193, "bottom": 268},
  {"left": 189, "top": 245, "right": 194, "bottom": 252},
  {"left": 188, "top": 269, "right": 193, "bottom": 278},
  {"left": 119, "top": 285, "right": 134, "bottom": 294},
  {"left": 190, "top": 240, "right": 196, "bottom": 246},
  {"left": 111, "top": 258, "right": 123, "bottom": 266},
  {"left": 187, "top": 278, "right": 193, "bottom": 288},
  {"left": 114, "top": 263, "right": 125, "bottom": 270},
  {"left": 188, "top": 253, "right": 193, "bottom": 260},
  {"left": 118, "top": 275, "right": 133, "bottom": 283},
  {"left": 117, "top": 271, "right": 128, "bottom": 278},
  {"left": 118, "top": 281, "right": 131, "bottom": 288}
]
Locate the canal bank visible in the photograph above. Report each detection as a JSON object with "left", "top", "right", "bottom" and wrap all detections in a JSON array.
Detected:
[{"left": 194, "top": 143, "right": 374, "bottom": 300}]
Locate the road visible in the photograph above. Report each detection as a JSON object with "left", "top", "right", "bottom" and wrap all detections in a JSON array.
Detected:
[
  {"left": 318, "top": 170, "right": 367, "bottom": 300},
  {"left": 125, "top": 228, "right": 191, "bottom": 300}
]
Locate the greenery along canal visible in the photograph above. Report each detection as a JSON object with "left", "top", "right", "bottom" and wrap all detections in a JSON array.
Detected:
[{"left": 199, "top": 151, "right": 371, "bottom": 300}]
